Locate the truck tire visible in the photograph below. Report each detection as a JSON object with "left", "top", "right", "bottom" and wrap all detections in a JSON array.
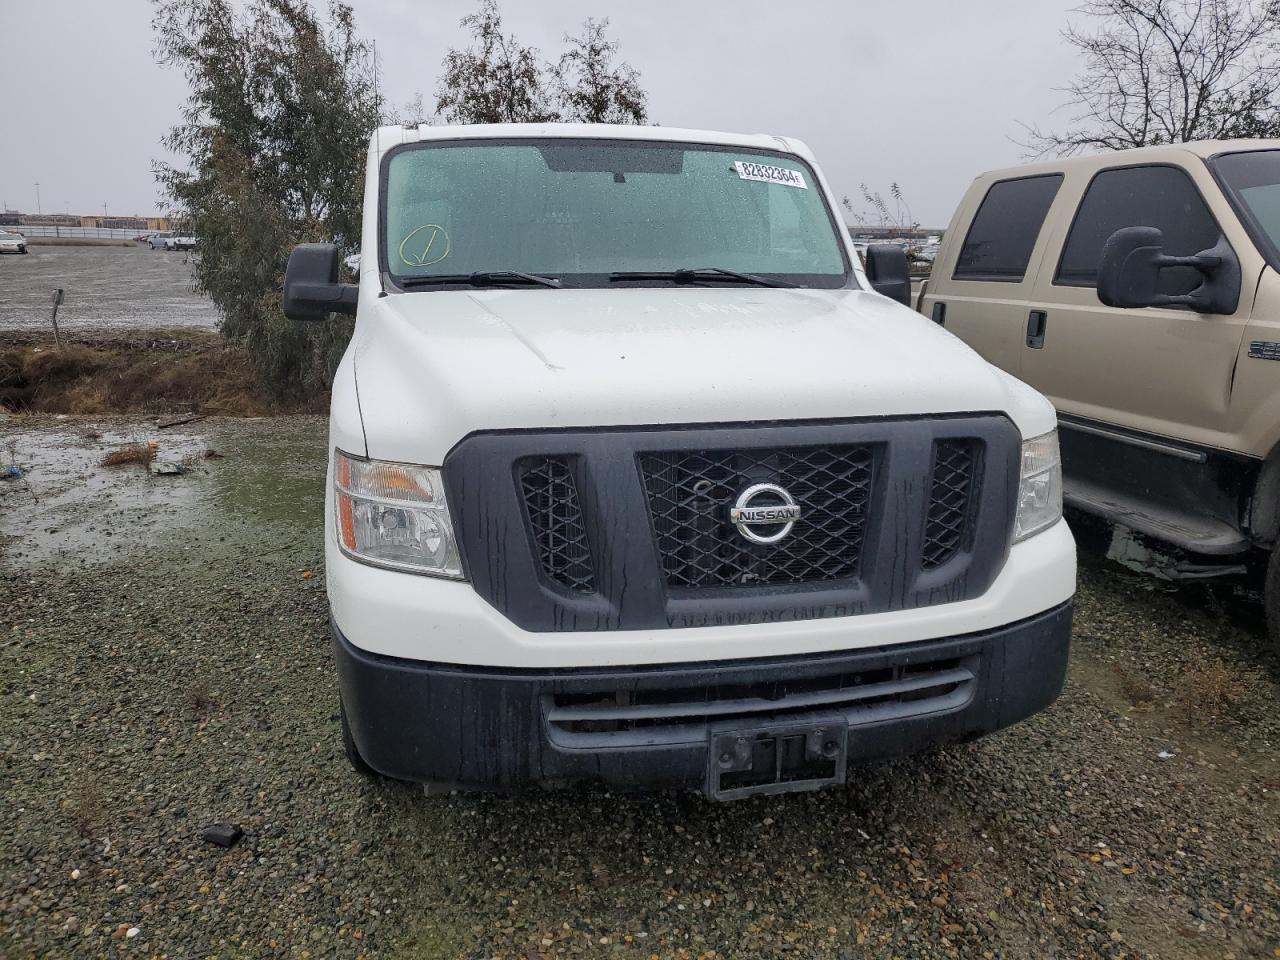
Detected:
[
  {"left": 1268, "top": 542, "right": 1280, "bottom": 656},
  {"left": 339, "top": 697, "right": 377, "bottom": 778}
]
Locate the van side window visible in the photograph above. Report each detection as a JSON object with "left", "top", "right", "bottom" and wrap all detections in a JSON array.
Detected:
[
  {"left": 1056, "top": 165, "right": 1222, "bottom": 293},
  {"left": 953, "top": 175, "right": 1063, "bottom": 282}
]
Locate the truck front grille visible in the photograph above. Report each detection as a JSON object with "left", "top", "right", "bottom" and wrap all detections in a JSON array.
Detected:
[
  {"left": 519, "top": 456, "right": 595, "bottom": 592},
  {"left": 638, "top": 446, "right": 875, "bottom": 588},
  {"left": 443, "top": 416, "right": 1019, "bottom": 632},
  {"left": 922, "top": 439, "right": 979, "bottom": 570}
]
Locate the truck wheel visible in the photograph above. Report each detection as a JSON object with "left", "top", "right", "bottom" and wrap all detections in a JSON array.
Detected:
[
  {"left": 339, "top": 698, "right": 377, "bottom": 778},
  {"left": 1267, "top": 543, "right": 1280, "bottom": 656}
]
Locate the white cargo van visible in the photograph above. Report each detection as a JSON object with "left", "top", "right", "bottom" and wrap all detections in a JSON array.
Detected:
[{"left": 283, "top": 124, "right": 1076, "bottom": 799}]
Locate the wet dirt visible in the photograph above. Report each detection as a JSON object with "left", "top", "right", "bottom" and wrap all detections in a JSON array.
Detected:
[
  {"left": 1, "top": 413, "right": 1278, "bottom": 960},
  {"left": 0, "top": 246, "right": 217, "bottom": 331},
  {"left": 0, "top": 415, "right": 321, "bottom": 566}
]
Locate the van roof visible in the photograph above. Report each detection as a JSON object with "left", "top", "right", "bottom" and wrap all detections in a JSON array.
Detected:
[
  {"left": 368, "top": 122, "right": 814, "bottom": 162},
  {"left": 976, "top": 138, "right": 1280, "bottom": 182}
]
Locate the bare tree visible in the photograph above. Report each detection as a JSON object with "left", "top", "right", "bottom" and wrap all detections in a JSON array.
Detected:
[
  {"left": 1025, "top": 0, "right": 1280, "bottom": 156},
  {"left": 435, "top": 0, "right": 558, "bottom": 123},
  {"left": 843, "top": 183, "right": 918, "bottom": 229},
  {"left": 552, "top": 18, "right": 647, "bottom": 123}
]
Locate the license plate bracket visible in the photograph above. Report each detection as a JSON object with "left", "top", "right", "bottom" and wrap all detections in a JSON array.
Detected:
[{"left": 705, "top": 717, "right": 848, "bottom": 801}]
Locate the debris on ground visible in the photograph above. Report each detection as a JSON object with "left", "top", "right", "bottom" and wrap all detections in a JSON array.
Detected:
[
  {"left": 199, "top": 823, "right": 244, "bottom": 848},
  {"left": 100, "top": 441, "right": 157, "bottom": 468},
  {"left": 0, "top": 465, "right": 22, "bottom": 481},
  {"left": 148, "top": 460, "right": 187, "bottom": 476},
  {"left": 158, "top": 414, "right": 209, "bottom": 430},
  {"left": 202, "top": 449, "right": 224, "bottom": 460}
]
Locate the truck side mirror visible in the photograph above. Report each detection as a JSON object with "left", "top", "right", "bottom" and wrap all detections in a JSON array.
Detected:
[
  {"left": 283, "top": 243, "right": 358, "bottom": 321},
  {"left": 1097, "top": 226, "right": 1240, "bottom": 315},
  {"left": 864, "top": 243, "right": 912, "bottom": 307}
]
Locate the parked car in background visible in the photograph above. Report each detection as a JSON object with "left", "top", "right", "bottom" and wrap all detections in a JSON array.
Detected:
[
  {"left": 281, "top": 123, "right": 1076, "bottom": 799},
  {"left": 168, "top": 235, "right": 197, "bottom": 251},
  {"left": 918, "top": 140, "right": 1280, "bottom": 651},
  {"left": 147, "top": 232, "right": 174, "bottom": 250},
  {"left": 0, "top": 231, "right": 28, "bottom": 254}
]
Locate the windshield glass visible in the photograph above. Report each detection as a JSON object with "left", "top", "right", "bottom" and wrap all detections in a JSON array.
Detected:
[
  {"left": 381, "top": 138, "right": 850, "bottom": 288},
  {"left": 1212, "top": 150, "right": 1280, "bottom": 267}
]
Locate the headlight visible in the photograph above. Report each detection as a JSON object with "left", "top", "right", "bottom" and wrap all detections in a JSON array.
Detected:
[
  {"left": 1014, "top": 430, "right": 1063, "bottom": 542},
  {"left": 333, "top": 449, "right": 463, "bottom": 578}
]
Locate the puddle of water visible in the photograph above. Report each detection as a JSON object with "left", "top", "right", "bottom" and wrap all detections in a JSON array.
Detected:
[{"left": 0, "top": 415, "right": 327, "bottom": 567}]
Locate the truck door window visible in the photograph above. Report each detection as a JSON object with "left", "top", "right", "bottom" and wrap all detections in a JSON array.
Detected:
[
  {"left": 1056, "top": 165, "right": 1222, "bottom": 294},
  {"left": 953, "top": 175, "right": 1063, "bottom": 282}
]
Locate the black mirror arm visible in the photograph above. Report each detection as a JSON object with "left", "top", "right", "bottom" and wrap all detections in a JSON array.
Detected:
[{"left": 1158, "top": 252, "right": 1222, "bottom": 272}]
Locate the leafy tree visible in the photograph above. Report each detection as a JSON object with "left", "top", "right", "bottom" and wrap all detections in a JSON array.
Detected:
[
  {"left": 1024, "top": 0, "right": 1280, "bottom": 156},
  {"left": 553, "top": 18, "right": 647, "bottom": 123},
  {"left": 152, "top": 0, "right": 378, "bottom": 396},
  {"left": 434, "top": 0, "right": 558, "bottom": 123}
]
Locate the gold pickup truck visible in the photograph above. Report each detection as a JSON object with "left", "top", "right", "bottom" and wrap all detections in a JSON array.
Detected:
[{"left": 918, "top": 141, "right": 1280, "bottom": 651}]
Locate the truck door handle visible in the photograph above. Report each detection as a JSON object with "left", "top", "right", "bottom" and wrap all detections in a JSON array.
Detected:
[
  {"left": 1026, "top": 310, "right": 1047, "bottom": 349},
  {"left": 931, "top": 302, "right": 946, "bottom": 326}
]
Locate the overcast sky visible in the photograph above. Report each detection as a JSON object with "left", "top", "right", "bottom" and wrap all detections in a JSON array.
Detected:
[{"left": 0, "top": 0, "right": 1085, "bottom": 225}]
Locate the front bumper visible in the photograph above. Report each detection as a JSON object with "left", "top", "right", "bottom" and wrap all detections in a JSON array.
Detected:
[{"left": 334, "top": 600, "right": 1072, "bottom": 794}]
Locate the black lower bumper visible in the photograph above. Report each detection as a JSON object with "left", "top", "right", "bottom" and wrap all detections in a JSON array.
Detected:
[{"left": 333, "top": 601, "right": 1072, "bottom": 795}]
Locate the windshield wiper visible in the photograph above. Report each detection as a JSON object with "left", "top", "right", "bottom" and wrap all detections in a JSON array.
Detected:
[
  {"left": 399, "top": 271, "right": 566, "bottom": 289},
  {"left": 608, "top": 267, "right": 795, "bottom": 288}
]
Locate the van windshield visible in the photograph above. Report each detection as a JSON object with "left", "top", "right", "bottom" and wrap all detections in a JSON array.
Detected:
[
  {"left": 381, "top": 138, "right": 850, "bottom": 288},
  {"left": 1212, "top": 149, "right": 1280, "bottom": 268}
]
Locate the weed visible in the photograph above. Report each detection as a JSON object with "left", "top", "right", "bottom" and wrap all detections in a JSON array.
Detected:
[
  {"left": 60, "top": 782, "right": 105, "bottom": 838},
  {"left": 1115, "top": 663, "right": 1155, "bottom": 708},
  {"left": 186, "top": 680, "right": 219, "bottom": 719},
  {"left": 1179, "top": 661, "right": 1244, "bottom": 720}
]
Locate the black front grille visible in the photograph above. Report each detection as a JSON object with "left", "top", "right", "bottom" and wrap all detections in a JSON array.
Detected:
[
  {"left": 545, "top": 653, "right": 978, "bottom": 747},
  {"left": 922, "top": 439, "right": 979, "bottom": 570},
  {"left": 638, "top": 446, "right": 875, "bottom": 589},
  {"left": 519, "top": 457, "right": 595, "bottom": 592},
  {"left": 445, "top": 417, "right": 1020, "bottom": 632}
]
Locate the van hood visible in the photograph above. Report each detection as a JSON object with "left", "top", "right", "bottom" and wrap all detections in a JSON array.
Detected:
[{"left": 351, "top": 286, "right": 1054, "bottom": 463}]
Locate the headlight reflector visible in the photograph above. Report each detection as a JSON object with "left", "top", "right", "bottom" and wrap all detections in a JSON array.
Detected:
[
  {"left": 1014, "top": 430, "right": 1063, "bottom": 542},
  {"left": 333, "top": 450, "right": 463, "bottom": 578}
]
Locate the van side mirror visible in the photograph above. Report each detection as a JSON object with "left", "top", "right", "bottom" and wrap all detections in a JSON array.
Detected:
[
  {"left": 1097, "top": 226, "right": 1240, "bottom": 315},
  {"left": 283, "top": 243, "right": 358, "bottom": 321},
  {"left": 864, "top": 243, "right": 912, "bottom": 306}
]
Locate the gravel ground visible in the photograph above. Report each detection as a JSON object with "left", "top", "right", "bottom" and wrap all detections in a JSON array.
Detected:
[
  {"left": 0, "top": 246, "right": 216, "bottom": 330},
  {"left": 1, "top": 414, "right": 1278, "bottom": 960}
]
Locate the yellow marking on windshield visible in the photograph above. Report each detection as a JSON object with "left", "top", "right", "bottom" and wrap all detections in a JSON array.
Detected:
[{"left": 399, "top": 224, "right": 451, "bottom": 268}]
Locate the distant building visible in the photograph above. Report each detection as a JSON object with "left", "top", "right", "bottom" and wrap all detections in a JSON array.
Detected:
[{"left": 1, "top": 212, "right": 172, "bottom": 231}]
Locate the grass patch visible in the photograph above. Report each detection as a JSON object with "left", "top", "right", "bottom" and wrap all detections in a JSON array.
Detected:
[{"left": 0, "top": 329, "right": 324, "bottom": 416}]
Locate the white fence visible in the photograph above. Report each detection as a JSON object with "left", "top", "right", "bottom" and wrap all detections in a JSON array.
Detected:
[{"left": 6, "top": 225, "right": 150, "bottom": 240}]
